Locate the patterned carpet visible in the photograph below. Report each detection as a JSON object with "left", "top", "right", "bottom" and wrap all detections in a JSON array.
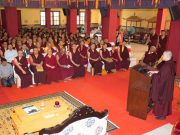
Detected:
[{"left": 0, "top": 91, "right": 118, "bottom": 135}]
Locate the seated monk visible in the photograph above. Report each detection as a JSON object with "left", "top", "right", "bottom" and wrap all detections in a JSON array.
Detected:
[
  {"left": 77, "top": 41, "right": 88, "bottom": 66},
  {"left": 148, "top": 51, "right": 175, "bottom": 120},
  {"left": 104, "top": 39, "right": 112, "bottom": 47},
  {"left": 43, "top": 49, "right": 60, "bottom": 84},
  {"left": 97, "top": 40, "right": 104, "bottom": 48},
  {"left": 56, "top": 47, "right": 74, "bottom": 81},
  {"left": 69, "top": 44, "right": 85, "bottom": 78},
  {"left": 14, "top": 50, "right": 33, "bottom": 88},
  {"left": 29, "top": 47, "right": 47, "bottom": 84},
  {"left": 118, "top": 43, "right": 130, "bottom": 71},
  {"left": 141, "top": 46, "right": 158, "bottom": 66},
  {"left": 111, "top": 46, "right": 121, "bottom": 70},
  {"left": 36, "top": 42, "right": 44, "bottom": 54},
  {"left": 57, "top": 40, "right": 65, "bottom": 52},
  {"left": 88, "top": 43, "right": 103, "bottom": 76},
  {"left": 99, "top": 44, "right": 116, "bottom": 73},
  {"left": 43, "top": 42, "right": 58, "bottom": 55}
]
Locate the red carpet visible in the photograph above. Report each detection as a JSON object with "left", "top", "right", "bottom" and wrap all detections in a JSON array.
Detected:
[{"left": 0, "top": 70, "right": 179, "bottom": 135}]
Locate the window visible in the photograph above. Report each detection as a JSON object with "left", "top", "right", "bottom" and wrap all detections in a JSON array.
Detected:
[
  {"left": 77, "top": 11, "right": 85, "bottom": 25},
  {"left": 40, "top": 11, "right": 46, "bottom": 26},
  {"left": 51, "top": 11, "right": 60, "bottom": 25},
  {"left": 40, "top": 11, "right": 60, "bottom": 26}
]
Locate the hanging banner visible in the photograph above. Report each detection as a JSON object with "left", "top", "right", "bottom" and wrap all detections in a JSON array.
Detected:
[{"left": 95, "top": 0, "right": 98, "bottom": 8}]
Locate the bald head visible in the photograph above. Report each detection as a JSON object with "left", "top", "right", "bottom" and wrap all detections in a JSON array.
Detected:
[{"left": 162, "top": 51, "right": 173, "bottom": 61}]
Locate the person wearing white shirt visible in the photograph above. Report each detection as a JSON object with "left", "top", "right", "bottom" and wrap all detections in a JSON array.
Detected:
[
  {"left": 5, "top": 44, "right": 18, "bottom": 63},
  {"left": 0, "top": 58, "right": 14, "bottom": 87}
]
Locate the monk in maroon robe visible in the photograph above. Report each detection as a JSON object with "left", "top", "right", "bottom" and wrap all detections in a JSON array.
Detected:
[
  {"left": 27, "top": 39, "right": 35, "bottom": 50},
  {"left": 118, "top": 44, "right": 130, "bottom": 70},
  {"left": 43, "top": 49, "right": 60, "bottom": 84},
  {"left": 29, "top": 48, "right": 47, "bottom": 84},
  {"left": 36, "top": 42, "right": 44, "bottom": 54},
  {"left": 111, "top": 46, "right": 121, "bottom": 70},
  {"left": 100, "top": 44, "right": 116, "bottom": 72},
  {"left": 14, "top": 50, "right": 33, "bottom": 88},
  {"left": 157, "top": 30, "right": 168, "bottom": 59},
  {"left": 104, "top": 39, "right": 112, "bottom": 47},
  {"left": 70, "top": 44, "right": 85, "bottom": 78},
  {"left": 149, "top": 51, "right": 175, "bottom": 120},
  {"left": 77, "top": 41, "right": 88, "bottom": 66},
  {"left": 147, "top": 29, "right": 158, "bottom": 50},
  {"left": 88, "top": 43, "right": 103, "bottom": 76},
  {"left": 142, "top": 46, "right": 158, "bottom": 66},
  {"left": 56, "top": 48, "right": 74, "bottom": 80},
  {"left": 97, "top": 40, "right": 104, "bottom": 48}
]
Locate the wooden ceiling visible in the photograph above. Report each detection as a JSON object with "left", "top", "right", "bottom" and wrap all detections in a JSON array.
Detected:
[{"left": 0, "top": 0, "right": 178, "bottom": 9}]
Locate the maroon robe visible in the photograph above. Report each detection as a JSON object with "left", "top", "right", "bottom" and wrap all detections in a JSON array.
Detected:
[
  {"left": 143, "top": 51, "right": 158, "bottom": 66},
  {"left": 157, "top": 36, "right": 167, "bottom": 59},
  {"left": 97, "top": 44, "right": 103, "bottom": 48},
  {"left": 71, "top": 50, "right": 85, "bottom": 78},
  {"left": 14, "top": 56, "right": 32, "bottom": 88},
  {"left": 89, "top": 49, "right": 103, "bottom": 75},
  {"left": 106, "top": 43, "right": 112, "bottom": 47},
  {"left": 37, "top": 47, "right": 44, "bottom": 54},
  {"left": 150, "top": 60, "right": 175, "bottom": 117},
  {"left": 101, "top": 49, "right": 115, "bottom": 71},
  {"left": 1, "top": 47, "right": 7, "bottom": 55},
  {"left": 43, "top": 55, "right": 60, "bottom": 83},
  {"left": 30, "top": 54, "right": 47, "bottom": 84},
  {"left": 148, "top": 34, "right": 158, "bottom": 49},
  {"left": 53, "top": 39, "right": 59, "bottom": 47},
  {"left": 57, "top": 53, "right": 74, "bottom": 80},
  {"left": 119, "top": 46, "right": 130, "bottom": 69},
  {"left": 27, "top": 43, "right": 35, "bottom": 50},
  {"left": 111, "top": 50, "right": 121, "bottom": 70},
  {"left": 78, "top": 45, "right": 88, "bottom": 66}
]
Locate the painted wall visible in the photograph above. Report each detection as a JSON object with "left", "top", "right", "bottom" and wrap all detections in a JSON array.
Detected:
[
  {"left": 18, "top": 8, "right": 101, "bottom": 26},
  {"left": 120, "top": 9, "right": 171, "bottom": 30},
  {"left": 18, "top": 8, "right": 67, "bottom": 25}
]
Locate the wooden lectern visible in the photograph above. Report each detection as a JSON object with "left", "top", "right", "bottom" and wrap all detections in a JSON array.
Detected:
[{"left": 127, "top": 64, "right": 152, "bottom": 120}]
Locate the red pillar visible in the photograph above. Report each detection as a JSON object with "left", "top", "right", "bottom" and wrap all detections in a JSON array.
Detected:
[
  {"left": 5, "top": 7, "right": 18, "bottom": 37},
  {"left": 117, "top": 10, "right": 121, "bottom": 29},
  {"left": 117, "top": 16, "right": 120, "bottom": 29},
  {"left": 156, "top": 8, "right": 167, "bottom": 35},
  {"left": 167, "top": 19, "right": 180, "bottom": 77},
  {"left": 85, "top": 9, "right": 91, "bottom": 35},
  {"left": 67, "top": 9, "right": 77, "bottom": 34},
  {"left": 102, "top": 9, "right": 118, "bottom": 42},
  {"left": 177, "top": 53, "right": 180, "bottom": 77},
  {"left": 45, "top": 8, "right": 51, "bottom": 29},
  {"left": 1, "top": 10, "right": 6, "bottom": 29}
]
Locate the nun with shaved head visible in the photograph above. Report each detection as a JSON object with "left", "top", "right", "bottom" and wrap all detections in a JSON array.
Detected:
[{"left": 148, "top": 51, "right": 176, "bottom": 120}]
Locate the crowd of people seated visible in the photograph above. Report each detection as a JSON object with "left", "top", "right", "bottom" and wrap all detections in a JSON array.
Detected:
[{"left": 0, "top": 28, "right": 130, "bottom": 88}]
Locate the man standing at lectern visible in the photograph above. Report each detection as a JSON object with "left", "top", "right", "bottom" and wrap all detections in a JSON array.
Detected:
[{"left": 148, "top": 51, "right": 176, "bottom": 120}]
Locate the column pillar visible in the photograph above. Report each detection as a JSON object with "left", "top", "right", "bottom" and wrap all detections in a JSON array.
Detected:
[
  {"left": 85, "top": 9, "right": 91, "bottom": 35},
  {"left": 5, "top": 7, "right": 18, "bottom": 37},
  {"left": 101, "top": 9, "right": 118, "bottom": 42},
  {"left": 117, "top": 10, "right": 122, "bottom": 29},
  {"left": 45, "top": 8, "right": 51, "bottom": 29},
  {"left": 167, "top": 19, "right": 180, "bottom": 77},
  {"left": 67, "top": 9, "right": 77, "bottom": 34},
  {"left": 156, "top": 8, "right": 167, "bottom": 35},
  {"left": 1, "top": 10, "right": 6, "bottom": 29}
]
